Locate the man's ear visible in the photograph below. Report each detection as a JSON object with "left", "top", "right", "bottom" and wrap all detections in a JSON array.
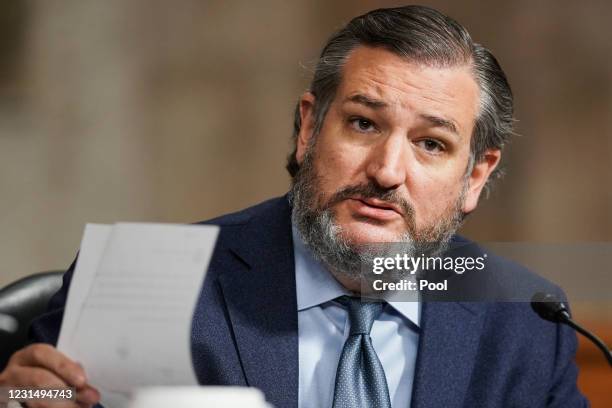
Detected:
[
  {"left": 295, "top": 92, "right": 316, "bottom": 165},
  {"left": 462, "top": 149, "right": 501, "bottom": 214}
]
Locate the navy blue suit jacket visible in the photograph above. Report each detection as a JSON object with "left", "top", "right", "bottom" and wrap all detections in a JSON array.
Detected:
[{"left": 30, "top": 196, "right": 588, "bottom": 407}]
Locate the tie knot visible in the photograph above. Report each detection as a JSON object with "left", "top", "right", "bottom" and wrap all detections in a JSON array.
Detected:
[{"left": 338, "top": 296, "right": 384, "bottom": 335}]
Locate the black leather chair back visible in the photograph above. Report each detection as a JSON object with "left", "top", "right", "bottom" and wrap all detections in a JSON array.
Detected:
[{"left": 0, "top": 271, "right": 63, "bottom": 371}]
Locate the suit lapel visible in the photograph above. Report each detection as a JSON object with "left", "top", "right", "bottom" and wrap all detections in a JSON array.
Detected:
[
  {"left": 217, "top": 198, "right": 298, "bottom": 408},
  {"left": 411, "top": 301, "right": 487, "bottom": 408}
]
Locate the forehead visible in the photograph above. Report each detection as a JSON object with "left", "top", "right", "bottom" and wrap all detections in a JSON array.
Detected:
[{"left": 335, "top": 46, "right": 480, "bottom": 136}]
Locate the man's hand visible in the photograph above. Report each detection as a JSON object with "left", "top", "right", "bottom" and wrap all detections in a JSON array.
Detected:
[{"left": 0, "top": 344, "right": 100, "bottom": 408}]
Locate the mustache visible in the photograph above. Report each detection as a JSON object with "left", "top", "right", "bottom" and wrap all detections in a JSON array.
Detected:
[{"left": 324, "top": 182, "right": 415, "bottom": 221}]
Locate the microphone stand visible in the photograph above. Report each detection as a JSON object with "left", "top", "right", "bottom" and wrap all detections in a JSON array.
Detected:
[
  {"left": 531, "top": 292, "right": 612, "bottom": 368},
  {"left": 562, "top": 316, "right": 612, "bottom": 367}
]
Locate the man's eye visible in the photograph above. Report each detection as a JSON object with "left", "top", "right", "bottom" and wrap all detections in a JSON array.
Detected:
[
  {"left": 417, "top": 139, "right": 445, "bottom": 153},
  {"left": 349, "top": 117, "right": 376, "bottom": 133}
]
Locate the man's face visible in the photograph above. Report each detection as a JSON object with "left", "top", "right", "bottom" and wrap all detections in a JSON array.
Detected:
[{"left": 292, "top": 46, "right": 499, "bottom": 283}]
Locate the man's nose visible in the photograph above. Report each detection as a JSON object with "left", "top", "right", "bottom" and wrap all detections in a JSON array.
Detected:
[{"left": 365, "top": 133, "right": 408, "bottom": 189}]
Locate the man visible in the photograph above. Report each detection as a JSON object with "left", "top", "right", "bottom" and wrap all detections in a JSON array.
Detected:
[{"left": 0, "top": 5, "right": 587, "bottom": 408}]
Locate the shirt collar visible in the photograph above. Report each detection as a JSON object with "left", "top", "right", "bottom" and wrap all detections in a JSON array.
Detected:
[
  {"left": 292, "top": 227, "right": 420, "bottom": 327},
  {"left": 293, "top": 227, "right": 349, "bottom": 311}
]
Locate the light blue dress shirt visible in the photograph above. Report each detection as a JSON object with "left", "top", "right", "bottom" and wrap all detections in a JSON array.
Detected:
[{"left": 293, "top": 228, "right": 421, "bottom": 408}]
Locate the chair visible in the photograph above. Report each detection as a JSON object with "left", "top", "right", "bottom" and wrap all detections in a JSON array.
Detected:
[{"left": 0, "top": 271, "right": 64, "bottom": 371}]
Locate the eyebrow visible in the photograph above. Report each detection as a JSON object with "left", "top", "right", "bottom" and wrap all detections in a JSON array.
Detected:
[
  {"left": 344, "top": 93, "right": 461, "bottom": 137},
  {"left": 344, "top": 94, "right": 389, "bottom": 109},
  {"left": 419, "top": 114, "right": 459, "bottom": 137}
]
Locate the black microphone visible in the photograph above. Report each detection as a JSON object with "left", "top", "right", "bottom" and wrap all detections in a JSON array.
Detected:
[{"left": 531, "top": 292, "right": 612, "bottom": 367}]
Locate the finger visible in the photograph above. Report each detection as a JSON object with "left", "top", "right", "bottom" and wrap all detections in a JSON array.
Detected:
[
  {"left": 5, "top": 366, "right": 79, "bottom": 408},
  {"left": 13, "top": 378, "right": 81, "bottom": 408},
  {"left": 15, "top": 345, "right": 87, "bottom": 388},
  {"left": 6, "top": 367, "right": 81, "bottom": 408},
  {"left": 75, "top": 385, "right": 100, "bottom": 406},
  {"left": 7, "top": 366, "right": 66, "bottom": 388},
  {"left": 73, "top": 363, "right": 99, "bottom": 406}
]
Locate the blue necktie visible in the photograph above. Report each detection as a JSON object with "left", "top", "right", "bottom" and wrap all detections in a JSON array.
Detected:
[{"left": 332, "top": 296, "right": 392, "bottom": 408}]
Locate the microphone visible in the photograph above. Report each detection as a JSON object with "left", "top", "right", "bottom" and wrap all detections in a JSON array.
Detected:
[{"left": 531, "top": 292, "right": 612, "bottom": 367}]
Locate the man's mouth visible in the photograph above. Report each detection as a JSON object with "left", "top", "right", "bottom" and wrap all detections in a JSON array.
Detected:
[{"left": 349, "top": 197, "right": 404, "bottom": 221}]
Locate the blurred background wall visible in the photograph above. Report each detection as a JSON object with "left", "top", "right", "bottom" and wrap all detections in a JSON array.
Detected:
[
  {"left": 1, "top": 0, "right": 611, "bottom": 302},
  {"left": 0, "top": 0, "right": 611, "bottom": 395}
]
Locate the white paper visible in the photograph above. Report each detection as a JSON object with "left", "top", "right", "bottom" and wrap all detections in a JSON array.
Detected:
[
  {"left": 57, "top": 223, "right": 219, "bottom": 407},
  {"left": 57, "top": 224, "right": 112, "bottom": 350}
]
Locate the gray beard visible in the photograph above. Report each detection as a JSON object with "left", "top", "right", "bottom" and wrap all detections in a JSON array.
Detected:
[{"left": 289, "top": 145, "right": 467, "bottom": 288}]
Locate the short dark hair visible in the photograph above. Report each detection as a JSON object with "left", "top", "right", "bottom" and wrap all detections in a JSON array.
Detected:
[{"left": 286, "top": 5, "right": 514, "bottom": 191}]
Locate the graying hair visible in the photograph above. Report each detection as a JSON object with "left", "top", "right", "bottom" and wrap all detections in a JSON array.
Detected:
[{"left": 285, "top": 5, "right": 514, "bottom": 193}]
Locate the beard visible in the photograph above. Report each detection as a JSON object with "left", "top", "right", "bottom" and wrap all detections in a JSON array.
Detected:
[{"left": 289, "top": 141, "right": 468, "bottom": 289}]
